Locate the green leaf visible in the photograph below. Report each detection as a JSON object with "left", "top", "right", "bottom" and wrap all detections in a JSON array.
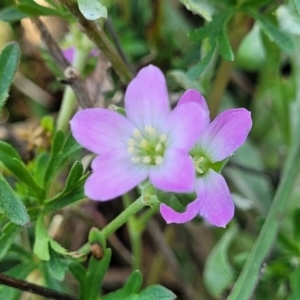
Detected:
[
  {"left": 0, "top": 174, "right": 30, "bottom": 226},
  {"left": 0, "top": 7, "right": 27, "bottom": 22},
  {"left": 296, "top": 0, "right": 300, "bottom": 15},
  {"left": 46, "top": 247, "right": 69, "bottom": 281},
  {"left": 0, "top": 141, "right": 42, "bottom": 196},
  {"left": 168, "top": 70, "right": 201, "bottom": 90},
  {"left": 292, "top": 208, "right": 300, "bottom": 242},
  {"left": 187, "top": 41, "right": 216, "bottom": 80},
  {"left": 103, "top": 271, "right": 143, "bottom": 300},
  {"left": 0, "top": 42, "right": 20, "bottom": 109},
  {"left": 51, "top": 130, "right": 65, "bottom": 156},
  {"left": 33, "top": 216, "right": 50, "bottom": 261},
  {"left": 78, "top": 0, "right": 107, "bottom": 20},
  {"left": 0, "top": 222, "right": 22, "bottom": 259},
  {"left": 138, "top": 285, "right": 176, "bottom": 300},
  {"left": 179, "top": 0, "right": 216, "bottom": 21},
  {"left": 17, "top": 1, "right": 63, "bottom": 17},
  {"left": 204, "top": 225, "right": 237, "bottom": 297},
  {"left": 156, "top": 190, "right": 197, "bottom": 213},
  {"left": 82, "top": 248, "right": 112, "bottom": 300},
  {"left": 288, "top": 265, "right": 300, "bottom": 300},
  {"left": 252, "top": 11, "right": 295, "bottom": 53},
  {"left": 43, "top": 178, "right": 86, "bottom": 214},
  {"left": 218, "top": 30, "right": 234, "bottom": 61},
  {"left": 240, "top": 0, "right": 274, "bottom": 9},
  {"left": 64, "top": 161, "right": 84, "bottom": 192}
]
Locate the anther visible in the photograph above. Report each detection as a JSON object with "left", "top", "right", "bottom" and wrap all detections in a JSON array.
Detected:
[
  {"left": 133, "top": 129, "right": 142, "bottom": 138},
  {"left": 140, "top": 139, "right": 149, "bottom": 149},
  {"left": 155, "top": 156, "right": 163, "bottom": 165},
  {"left": 159, "top": 134, "right": 167, "bottom": 142},
  {"left": 145, "top": 125, "right": 156, "bottom": 135},
  {"left": 142, "top": 156, "right": 151, "bottom": 164},
  {"left": 155, "top": 143, "right": 162, "bottom": 152},
  {"left": 127, "top": 146, "right": 135, "bottom": 153},
  {"left": 131, "top": 156, "right": 141, "bottom": 163},
  {"left": 128, "top": 139, "right": 136, "bottom": 146}
]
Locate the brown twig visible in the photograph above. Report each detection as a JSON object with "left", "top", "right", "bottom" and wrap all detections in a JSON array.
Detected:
[
  {"left": 30, "top": 17, "right": 92, "bottom": 108},
  {"left": 58, "top": 0, "right": 133, "bottom": 84},
  {"left": 0, "top": 273, "right": 77, "bottom": 300}
]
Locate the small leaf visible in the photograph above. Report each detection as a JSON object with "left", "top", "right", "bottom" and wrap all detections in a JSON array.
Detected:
[
  {"left": 187, "top": 42, "right": 216, "bottom": 80},
  {"left": 218, "top": 30, "right": 234, "bottom": 61},
  {"left": 0, "top": 222, "right": 22, "bottom": 259},
  {"left": 17, "top": 3, "right": 63, "bottom": 17},
  {"left": 0, "top": 141, "right": 42, "bottom": 196},
  {"left": 103, "top": 270, "right": 143, "bottom": 300},
  {"left": 0, "top": 174, "right": 30, "bottom": 226},
  {"left": 46, "top": 247, "right": 69, "bottom": 281},
  {"left": 0, "top": 42, "right": 20, "bottom": 109},
  {"left": 51, "top": 130, "right": 65, "bottom": 156},
  {"left": 78, "top": 0, "right": 107, "bottom": 20},
  {"left": 64, "top": 161, "right": 84, "bottom": 192},
  {"left": 168, "top": 70, "right": 201, "bottom": 90},
  {"left": 0, "top": 7, "right": 27, "bottom": 22},
  {"left": 204, "top": 225, "right": 237, "bottom": 297},
  {"left": 89, "top": 227, "right": 107, "bottom": 249},
  {"left": 138, "top": 285, "right": 176, "bottom": 300},
  {"left": 33, "top": 217, "right": 50, "bottom": 261},
  {"left": 82, "top": 248, "right": 112, "bottom": 300},
  {"left": 252, "top": 11, "right": 295, "bottom": 53}
]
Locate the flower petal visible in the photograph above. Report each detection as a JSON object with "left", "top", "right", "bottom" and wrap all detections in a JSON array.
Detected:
[
  {"left": 178, "top": 89, "right": 210, "bottom": 126},
  {"left": 125, "top": 65, "right": 170, "bottom": 130},
  {"left": 85, "top": 152, "right": 148, "bottom": 201},
  {"left": 160, "top": 200, "right": 200, "bottom": 224},
  {"left": 149, "top": 149, "right": 195, "bottom": 193},
  {"left": 199, "top": 108, "right": 252, "bottom": 161},
  {"left": 195, "top": 170, "right": 234, "bottom": 227},
  {"left": 70, "top": 108, "right": 134, "bottom": 155},
  {"left": 164, "top": 101, "right": 207, "bottom": 151}
]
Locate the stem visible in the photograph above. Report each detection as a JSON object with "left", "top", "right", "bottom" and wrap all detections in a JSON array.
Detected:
[
  {"left": 0, "top": 273, "right": 77, "bottom": 300},
  {"left": 209, "top": 13, "right": 251, "bottom": 117},
  {"left": 227, "top": 111, "right": 300, "bottom": 299},
  {"left": 56, "top": 49, "right": 89, "bottom": 132},
  {"left": 101, "top": 196, "right": 146, "bottom": 239},
  {"left": 59, "top": 0, "right": 133, "bottom": 84}
]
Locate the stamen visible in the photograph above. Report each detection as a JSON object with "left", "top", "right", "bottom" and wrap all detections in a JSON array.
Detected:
[
  {"left": 155, "top": 156, "right": 163, "bottom": 165},
  {"left": 155, "top": 143, "right": 162, "bottom": 152},
  {"left": 127, "top": 146, "right": 135, "bottom": 153},
  {"left": 145, "top": 125, "right": 156, "bottom": 135},
  {"left": 194, "top": 157, "right": 204, "bottom": 174},
  {"left": 142, "top": 156, "right": 151, "bottom": 164},
  {"left": 159, "top": 134, "right": 167, "bottom": 142},
  {"left": 131, "top": 156, "right": 141, "bottom": 163},
  {"left": 128, "top": 139, "right": 136, "bottom": 146},
  {"left": 133, "top": 129, "right": 142, "bottom": 138},
  {"left": 195, "top": 165, "right": 204, "bottom": 174}
]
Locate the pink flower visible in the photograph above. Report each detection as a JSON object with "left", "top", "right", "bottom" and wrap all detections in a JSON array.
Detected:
[
  {"left": 160, "top": 90, "right": 252, "bottom": 227},
  {"left": 70, "top": 65, "right": 207, "bottom": 200},
  {"left": 63, "top": 47, "right": 98, "bottom": 63}
]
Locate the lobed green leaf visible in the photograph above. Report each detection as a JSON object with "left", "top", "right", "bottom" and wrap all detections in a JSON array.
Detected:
[{"left": 77, "top": 0, "right": 107, "bottom": 20}]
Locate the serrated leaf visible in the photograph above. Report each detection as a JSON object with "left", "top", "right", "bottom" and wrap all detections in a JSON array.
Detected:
[
  {"left": 0, "top": 42, "right": 20, "bottom": 109},
  {"left": 252, "top": 11, "right": 295, "bottom": 53},
  {"left": 0, "top": 141, "right": 43, "bottom": 196},
  {"left": 138, "top": 285, "right": 176, "bottom": 300},
  {"left": 33, "top": 217, "right": 50, "bottom": 261},
  {"left": 204, "top": 225, "right": 237, "bottom": 297},
  {"left": 0, "top": 7, "right": 27, "bottom": 22},
  {"left": 218, "top": 30, "right": 234, "bottom": 61},
  {"left": 187, "top": 42, "right": 216, "bottom": 80},
  {"left": 0, "top": 222, "right": 22, "bottom": 258},
  {"left": 0, "top": 174, "right": 30, "bottom": 226},
  {"left": 46, "top": 247, "right": 69, "bottom": 281},
  {"left": 78, "top": 0, "right": 107, "bottom": 21},
  {"left": 103, "top": 270, "right": 143, "bottom": 300},
  {"left": 179, "top": 0, "right": 215, "bottom": 21}
]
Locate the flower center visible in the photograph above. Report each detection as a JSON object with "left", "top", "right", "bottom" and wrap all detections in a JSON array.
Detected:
[
  {"left": 127, "top": 125, "right": 167, "bottom": 165},
  {"left": 194, "top": 156, "right": 210, "bottom": 176}
]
